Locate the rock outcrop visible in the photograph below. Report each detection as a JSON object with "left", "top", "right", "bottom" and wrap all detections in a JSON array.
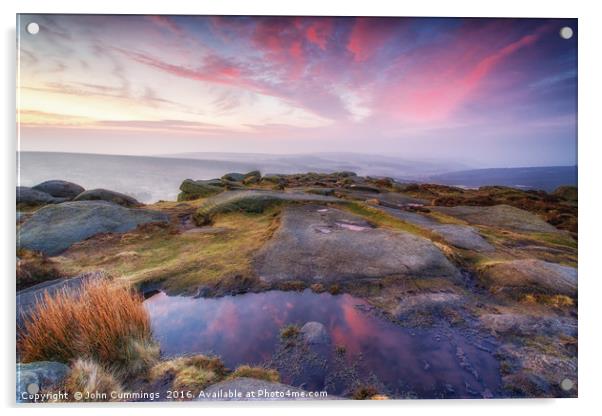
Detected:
[
  {"left": 193, "top": 190, "right": 341, "bottom": 225},
  {"left": 253, "top": 205, "right": 460, "bottom": 283},
  {"left": 32, "top": 180, "right": 85, "bottom": 200},
  {"left": 178, "top": 179, "right": 224, "bottom": 201},
  {"left": 478, "top": 259, "right": 577, "bottom": 297},
  {"left": 17, "top": 361, "right": 70, "bottom": 402},
  {"left": 17, "top": 187, "right": 65, "bottom": 206},
  {"left": 433, "top": 205, "right": 560, "bottom": 233},
  {"left": 18, "top": 201, "right": 168, "bottom": 255},
  {"left": 73, "top": 188, "right": 142, "bottom": 207}
]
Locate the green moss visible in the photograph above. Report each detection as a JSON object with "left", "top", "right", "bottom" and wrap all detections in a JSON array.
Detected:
[{"left": 529, "top": 232, "right": 577, "bottom": 250}]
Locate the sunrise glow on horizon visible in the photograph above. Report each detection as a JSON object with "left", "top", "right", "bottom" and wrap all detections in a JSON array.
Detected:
[{"left": 17, "top": 15, "right": 577, "bottom": 167}]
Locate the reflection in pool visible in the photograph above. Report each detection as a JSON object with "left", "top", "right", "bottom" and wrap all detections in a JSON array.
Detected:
[{"left": 144, "top": 289, "right": 501, "bottom": 398}]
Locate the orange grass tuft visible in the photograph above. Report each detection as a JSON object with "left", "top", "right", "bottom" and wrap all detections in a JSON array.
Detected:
[{"left": 19, "top": 279, "right": 158, "bottom": 376}]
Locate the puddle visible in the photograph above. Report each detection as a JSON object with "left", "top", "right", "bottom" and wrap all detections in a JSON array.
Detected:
[
  {"left": 144, "top": 290, "right": 501, "bottom": 398},
  {"left": 336, "top": 222, "right": 371, "bottom": 231}
]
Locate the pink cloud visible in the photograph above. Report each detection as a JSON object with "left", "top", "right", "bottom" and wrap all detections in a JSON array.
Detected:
[
  {"left": 146, "top": 15, "right": 184, "bottom": 37},
  {"left": 306, "top": 19, "right": 333, "bottom": 50},
  {"left": 347, "top": 17, "right": 399, "bottom": 62},
  {"left": 378, "top": 28, "right": 545, "bottom": 123}
]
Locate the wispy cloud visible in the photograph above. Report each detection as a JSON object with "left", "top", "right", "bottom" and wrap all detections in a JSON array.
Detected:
[{"left": 17, "top": 15, "right": 577, "bottom": 165}]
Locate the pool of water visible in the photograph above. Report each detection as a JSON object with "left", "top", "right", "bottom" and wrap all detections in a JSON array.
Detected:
[{"left": 144, "top": 289, "right": 501, "bottom": 398}]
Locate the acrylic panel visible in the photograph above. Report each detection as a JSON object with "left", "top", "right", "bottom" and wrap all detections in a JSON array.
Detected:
[{"left": 16, "top": 14, "right": 577, "bottom": 403}]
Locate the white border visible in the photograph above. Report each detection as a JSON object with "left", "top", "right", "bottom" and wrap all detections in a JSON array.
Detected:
[{"left": 2, "top": 1, "right": 600, "bottom": 415}]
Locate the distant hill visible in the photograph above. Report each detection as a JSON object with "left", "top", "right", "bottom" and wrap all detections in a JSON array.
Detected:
[
  {"left": 428, "top": 166, "right": 577, "bottom": 192},
  {"left": 161, "top": 152, "right": 471, "bottom": 177}
]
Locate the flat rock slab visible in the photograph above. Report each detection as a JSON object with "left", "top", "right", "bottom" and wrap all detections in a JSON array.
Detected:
[
  {"left": 378, "top": 207, "right": 494, "bottom": 252},
  {"left": 480, "top": 313, "right": 577, "bottom": 338},
  {"left": 18, "top": 200, "right": 169, "bottom": 256},
  {"left": 431, "top": 224, "right": 495, "bottom": 252},
  {"left": 479, "top": 259, "right": 577, "bottom": 296},
  {"left": 253, "top": 205, "right": 460, "bottom": 283},
  {"left": 198, "top": 377, "right": 334, "bottom": 401},
  {"left": 432, "top": 204, "right": 559, "bottom": 233}
]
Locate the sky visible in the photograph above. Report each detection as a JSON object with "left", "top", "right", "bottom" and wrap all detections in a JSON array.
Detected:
[{"left": 17, "top": 15, "right": 577, "bottom": 167}]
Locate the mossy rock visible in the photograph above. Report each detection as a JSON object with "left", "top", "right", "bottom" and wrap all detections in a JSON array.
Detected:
[
  {"left": 179, "top": 179, "right": 224, "bottom": 200},
  {"left": 221, "top": 173, "right": 245, "bottom": 182},
  {"left": 192, "top": 190, "right": 341, "bottom": 225},
  {"left": 242, "top": 170, "right": 262, "bottom": 185}
]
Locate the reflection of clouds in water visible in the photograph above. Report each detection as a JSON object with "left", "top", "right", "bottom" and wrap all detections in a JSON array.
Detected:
[{"left": 144, "top": 290, "right": 502, "bottom": 396}]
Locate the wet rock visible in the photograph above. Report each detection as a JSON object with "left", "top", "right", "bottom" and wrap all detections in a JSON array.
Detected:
[
  {"left": 432, "top": 204, "right": 560, "bottom": 233},
  {"left": 73, "top": 188, "right": 142, "bottom": 207},
  {"left": 18, "top": 201, "right": 168, "bottom": 256},
  {"left": 17, "top": 187, "right": 64, "bottom": 206},
  {"left": 198, "top": 377, "right": 334, "bottom": 401},
  {"left": 479, "top": 259, "right": 577, "bottom": 296},
  {"left": 254, "top": 205, "right": 460, "bottom": 283},
  {"left": 300, "top": 322, "right": 330, "bottom": 345},
  {"left": 32, "top": 180, "right": 84, "bottom": 199},
  {"left": 17, "top": 361, "right": 70, "bottom": 402},
  {"left": 393, "top": 293, "right": 463, "bottom": 317}
]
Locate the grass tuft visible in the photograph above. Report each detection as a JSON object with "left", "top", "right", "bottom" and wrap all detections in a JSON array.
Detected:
[
  {"left": 280, "top": 324, "right": 300, "bottom": 340},
  {"left": 228, "top": 365, "right": 280, "bottom": 382},
  {"left": 19, "top": 279, "right": 158, "bottom": 378},
  {"left": 352, "top": 385, "right": 380, "bottom": 400},
  {"left": 150, "top": 355, "right": 227, "bottom": 393},
  {"left": 63, "top": 358, "right": 123, "bottom": 401}
]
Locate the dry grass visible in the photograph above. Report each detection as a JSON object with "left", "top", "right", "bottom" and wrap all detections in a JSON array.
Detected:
[
  {"left": 19, "top": 279, "right": 158, "bottom": 377},
  {"left": 16, "top": 249, "right": 63, "bottom": 290},
  {"left": 352, "top": 385, "right": 380, "bottom": 400},
  {"left": 150, "top": 355, "right": 227, "bottom": 393},
  {"left": 56, "top": 209, "right": 281, "bottom": 294},
  {"left": 228, "top": 365, "right": 280, "bottom": 382},
  {"left": 280, "top": 324, "right": 300, "bottom": 339},
  {"left": 63, "top": 359, "right": 123, "bottom": 401}
]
